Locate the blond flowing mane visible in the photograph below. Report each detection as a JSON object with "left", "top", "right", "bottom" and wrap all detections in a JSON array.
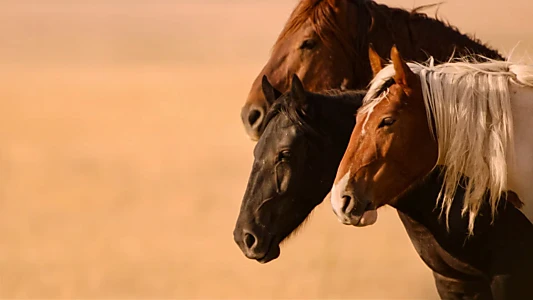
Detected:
[{"left": 363, "top": 57, "right": 533, "bottom": 233}]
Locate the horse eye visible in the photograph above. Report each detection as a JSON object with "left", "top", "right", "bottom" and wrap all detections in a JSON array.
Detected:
[
  {"left": 299, "top": 39, "right": 316, "bottom": 50},
  {"left": 277, "top": 150, "right": 291, "bottom": 162},
  {"left": 379, "top": 117, "right": 396, "bottom": 128}
]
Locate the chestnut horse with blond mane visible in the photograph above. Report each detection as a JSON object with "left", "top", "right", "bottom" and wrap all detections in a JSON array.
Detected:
[
  {"left": 331, "top": 46, "right": 533, "bottom": 294},
  {"left": 240, "top": 0, "right": 502, "bottom": 140},
  {"left": 331, "top": 46, "right": 533, "bottom": 230}
]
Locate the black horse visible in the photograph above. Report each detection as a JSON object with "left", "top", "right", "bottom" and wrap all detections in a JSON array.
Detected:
[{"left": 233, "top": 75, "right": 533, "bottom": 299}]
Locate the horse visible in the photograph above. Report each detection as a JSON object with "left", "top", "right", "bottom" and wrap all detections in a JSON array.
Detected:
[
  {"left": 331, "top": 46, "right": 533, "bottom": 297},
  {"left": 240, "top": 0, "right": 503, "bottom": 140},
  {"left": 234, "top": 74, "right": 364, "bottom": 263},
  {"left": 233, "top": 73, "right": 533, "bottom": 299},
  {"left": 331, "top": 46, "right": 533, "bottom": 230}
]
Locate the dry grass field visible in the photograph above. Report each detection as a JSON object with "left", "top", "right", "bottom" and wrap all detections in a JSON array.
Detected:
[{"left": 0, "top": 0, "right": 531, "bottom": 298}]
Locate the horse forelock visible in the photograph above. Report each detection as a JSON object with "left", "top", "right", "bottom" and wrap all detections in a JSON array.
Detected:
[
  {"left": 264, "top": 93, "right": 322, "bottom": 138},
  {"left": 359, "top": 62, "right": 426, "bottom": 114},
  {"left": 272, "top": 0, "right": 367, "bottom": 58}
]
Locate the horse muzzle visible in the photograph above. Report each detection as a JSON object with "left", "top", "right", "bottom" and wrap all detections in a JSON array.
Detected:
[{"left": 331, "top": 187, "right": 378, "bottom": 227}]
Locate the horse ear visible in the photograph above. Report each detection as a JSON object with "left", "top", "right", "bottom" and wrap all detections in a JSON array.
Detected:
[
  {"left": 290, "top": 74, "right": 306, "bottom": 106},
  {"left": 391, "top": 45, "right": 416, "bottom": 87},
  {"left": 261, "top": 75, "right": 282, "bottom": 105},
  {"left": 368, "top": 44, "right": 386, "bottom": 77}
]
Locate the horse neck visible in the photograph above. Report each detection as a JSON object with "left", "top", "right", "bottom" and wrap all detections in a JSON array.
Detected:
[
  {"left": 393, "top": 166, "right": 527, "bottom": 245},
  {"left": 393, "top": 169, "right": 482, "bottom": 241},
  {"left": 393, "top": 169, "right": 499, "bottom": 270},
  {"left": 395, "top": 167, "right": 533, "bottom": 281},
  {"left": 365, "top": 3, "right": 503, "bottom": 63}
]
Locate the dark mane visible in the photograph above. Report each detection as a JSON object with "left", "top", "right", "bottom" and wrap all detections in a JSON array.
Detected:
[
  {"left": 264, "top": 89, "right": 365, "bottom": 138},
  {"left": 370, "top": 2, "right": 502, "bottom": 59},
  {"left": 272, "top": 0, "right": 502, "bottom": 64}
]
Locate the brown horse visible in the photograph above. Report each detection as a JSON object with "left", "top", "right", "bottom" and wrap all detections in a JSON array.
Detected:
[
  {"left": 331, "top": 46, "right": 533, "bottom": 231},
  {"left": 240, "top": 0, "right": 502, "bottom": 140}
]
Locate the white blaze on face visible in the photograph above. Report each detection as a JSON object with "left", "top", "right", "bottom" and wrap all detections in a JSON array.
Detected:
[
  {"left": 362, "top": 90, "right": 388, "bottom": 135},
  {"left": 361, "top": 108, "right": 373, "bottom": 135},
  {"left": 331, "top": 170, "right": 351, "bottom": 222}
]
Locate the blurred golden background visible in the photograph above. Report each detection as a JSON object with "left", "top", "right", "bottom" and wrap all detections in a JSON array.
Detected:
[{"left": 0, "top": 0, "right": 531, "bottom": 298}]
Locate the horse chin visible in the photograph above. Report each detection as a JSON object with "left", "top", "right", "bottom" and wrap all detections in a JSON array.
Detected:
[
  {"left": 356, "top": 209, "right": 378, "bottom": 226},
  {"left": 345, "top": 199, "right": 379, "bottom": 227},
  {"left": 347, "top": 209, "right": 378, "bottom": 227},
  {"left": 256, "top": 243, "right": 281, "bottom": 264}
]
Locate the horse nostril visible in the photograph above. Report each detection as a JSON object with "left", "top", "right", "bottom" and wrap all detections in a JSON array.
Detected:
[
  {"left": 244, "top": 232, "right": 257, "bottom": 250},
  {"left": 341, "top": 195, "right": 354, "bottom": 214},
  {"left": 247, "top": 108, "right": 263, "bottom": 128}
]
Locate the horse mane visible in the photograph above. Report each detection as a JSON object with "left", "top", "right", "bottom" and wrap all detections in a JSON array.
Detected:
[
  {"left": 272, "top": 0, "right": 502, "bottom": 70},
  {"left": 363, "top": 57, "right": 533, "bottom": 234},
  {"left": 265, "top": 89, "right": 365, "bottom": 138}
]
